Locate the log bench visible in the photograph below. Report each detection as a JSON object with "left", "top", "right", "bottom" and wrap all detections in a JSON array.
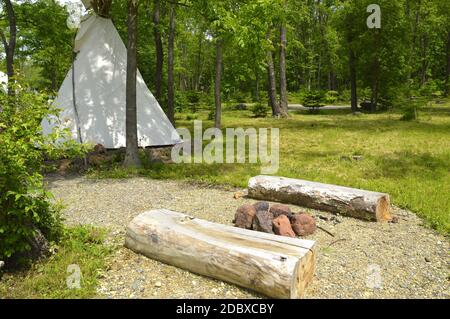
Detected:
[
  {"left": 125, "top": 209, "right": 317, "bottom": 299},
  {"left": 248, "top": 175, "right": 391, "bottom": 222}
]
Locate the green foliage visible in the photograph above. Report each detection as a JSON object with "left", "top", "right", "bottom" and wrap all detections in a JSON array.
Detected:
[
  {"left": 186, "top": 91, "right": 202, "bottom": 104},
  {"left": 251, "top": 102, "right": 269, "bottom": 118},
  {"left": 0, "top": 226, "right": 113, "bottom": 298},
  {"left": 324, "top": 90, "right": 339, "bottom": 104},
  {"left": 301, "top": 90, "right": 325, "bottom": 112},
  {"left": 185, "top": 113, "right": 198, "bottom": 121},
  {"left": 0, "top": 86, "right": 86, "bottom": 261},
  {"left": 207, "top": 110, "right": 215, "bottom": 121}
]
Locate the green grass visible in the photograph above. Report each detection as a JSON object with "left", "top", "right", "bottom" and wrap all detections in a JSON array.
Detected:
[
  {"left": 91, "top": 101, "right": 450, "bottom": 234},
  {"left": 0, "top": 226, "right": 113, "bottom": 299}
]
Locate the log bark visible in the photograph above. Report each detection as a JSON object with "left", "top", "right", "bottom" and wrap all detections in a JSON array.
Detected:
[
  {"left": 248, "top": 176, "right": 391, "bottom": 222},
  {"left": 125, "top": 209, "right": 316, "bottom": 299}
]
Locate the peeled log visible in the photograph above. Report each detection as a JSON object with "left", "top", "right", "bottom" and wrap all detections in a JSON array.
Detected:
[
  {"left": 125, "top": 209, "right": 316, "bottom": 299},
  {"left": 248, "top": 176, "right": 391, "bottom": 222}
]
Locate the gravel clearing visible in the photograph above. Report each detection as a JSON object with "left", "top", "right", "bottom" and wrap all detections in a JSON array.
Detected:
[{"left": 47, "top": 175, "right": 449, "bottom": 299}]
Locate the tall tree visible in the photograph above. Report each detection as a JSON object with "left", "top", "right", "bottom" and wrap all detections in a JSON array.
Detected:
[
  {"left": 167, "top": 2, "right": 175, "bottom": 125},
  {"left": 214, "top": 38, "right": 223, "bottom": 128},
  {"left": 153, "top": 0, "right": 163, "bottom": 101},
  {"left": 0, "top": 0, "right": 16, "bottom": 95},
  {"left": 124, "top": 0, "right": 141, "bottom": 168},
  {"left": 446, "top": 31, "right": 450, "bottom": 97},
  {"left": 267, "top": 47, "right": 281, "bottom": 116},
  {"left": 279, "top": 10, "right": 289, "bottom": 115}
]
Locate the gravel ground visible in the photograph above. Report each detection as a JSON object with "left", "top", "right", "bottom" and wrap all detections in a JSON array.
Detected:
[{"left": 47, "top": 175, "right": 449, "bottom": 299}]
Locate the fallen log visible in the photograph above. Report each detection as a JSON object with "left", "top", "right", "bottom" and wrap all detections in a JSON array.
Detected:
[
  {"left": 125, "top": 209, "right": 316, "bottom": 299},
  {"left": 248, "top": 176, "right": 391, "bottom": 222}
]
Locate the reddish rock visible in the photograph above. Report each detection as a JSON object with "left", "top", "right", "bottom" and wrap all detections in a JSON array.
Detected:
[
  {"left": 269, "top": 204, "right": 293, "bottom": 220},
  {"left": 252, "top": 211, "right": 274, "bottom": 234},
  {"left": 58, "top": 159, "right": 73, "bottom": 175},
  {"left": 273, "top": 215, "right": 296, "bottom": 238},
  {"left": 233, "top": 204, "right": 256, "bottom": 229},
  {"left": 291, "top": 214, "right": 316, "bottom": 237},
  {"left": 88, "top": 154, "right": 114, "bottom": 167},
  {"left": 253, "top": 201, "right": 269, "bottom": 212},
  {"left": 94, "top": 144, "right": 107, "bottom": 154}
]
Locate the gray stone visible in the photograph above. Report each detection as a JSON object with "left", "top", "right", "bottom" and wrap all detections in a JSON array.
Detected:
[{"left": 252, "top": 211, "right": 274, "bottom": 234}]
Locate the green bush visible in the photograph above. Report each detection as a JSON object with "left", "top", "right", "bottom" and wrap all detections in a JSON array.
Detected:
[
  {"left": 174, "top": 90, "right": 189, "bottom": 113},
  {"left": 251, "top": 103, "right": 269, "bottom": 118},
  {"left": 399, "top": 97, "right": 428, "bottom": 121},
  {"left": 0, "top": 87, "right": 85, "bottom": 262},
  {"left": 186, "top": 113, "right": 198, "bottom": 121},
  {"left": 207, "top": 110, "right": 215, "bottom": 121},
  {"left": 233, "top": 91, "right": 248, "bottom": 104},
  {"left": 324, "top": 90, "right": 339, "bottom": 104},
  {"left": 186, "top": 91, "right": 201, "bottom": 104},
  {"left": 301, "top": 90, "right": 325, "bottom": 112}
]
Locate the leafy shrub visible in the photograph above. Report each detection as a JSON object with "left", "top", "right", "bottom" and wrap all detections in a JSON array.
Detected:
[
  {"left": 0, "top": 87, "right": 85, "bottom": 262},
  {"left": 324, "top": 91, "right": 339, "bottom": 104},
  {"left": 233, "top": 91, "right": 248, "bottom": 104},
  {"left": 418, "top": 80, "right": 444, "bottom": 97},
  {"left": 251, "top": 103, "right": 269, "bottom": 118},
  {"left": 186, "top": 113, "right": 198, "bottom": 121},
  {"left": 174, "top": 90, "right": 189, "bottom": 113},
  {"left": 186, "top": 91, "right": 201, "bottom": 104},
  {"left": 301, "top": 91, "right": 325, "bottom": 112},
  {"left": 399, "top": 97, "right": 427, "bottom": 121},
  {"left": 207, "top": 110, "right": 215, "bottom": 121}
]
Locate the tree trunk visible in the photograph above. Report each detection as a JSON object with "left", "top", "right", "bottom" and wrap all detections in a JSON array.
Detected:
[
  {"left": 371, "top": 30, "right": 381, "bottom": 112},
  {"left": 248, "top": 176, "right": 392, "bottom": 222},
  {"left": 153, "top": 0, "right": 163, "bottom": 101},
  {"left": 125, "top": 209, "right": 317, "bottom": 299},
  {"left": 349, "top": 45, "right": 358, "bottom": 112},
  {"left": 0, "top": 0, "right": 17, "bottom": 96},
  {"left": 214, "top": 39, "right": 223, "bottom": 129},
  {"left": 445, "top": 31, "right": 450, "bottom": 97},
  {"left": 167, "top": 4, "right": 175, "bottom": 125},
  {"left": 267, "top": 49, "right": 281, "bottom": 116},
  {"left": 124, "top": 0, "right": 141, "bottom": 168},
  {"left": 195, "top": 31, "right": 203, "bottom": 91},
  {"left": 279, "top": 23, "right": 289, "bottom": 116}
]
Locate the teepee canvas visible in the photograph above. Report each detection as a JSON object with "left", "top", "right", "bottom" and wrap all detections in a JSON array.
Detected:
[{"left": 42, "top": 13, "right": 181, "bottom": 149}]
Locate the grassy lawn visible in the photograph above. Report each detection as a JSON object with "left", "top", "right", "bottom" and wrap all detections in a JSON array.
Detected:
[
  {"left": 91, "top": 101, "right": 450, "bottom": 235},
  {"left": 0, "top": 226, "right": 112, "bottom": 299}
]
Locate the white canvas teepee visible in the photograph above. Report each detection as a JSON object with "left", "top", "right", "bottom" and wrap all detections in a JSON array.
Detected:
[{"left": 42, "top": 13, "right": 181, "bottom": 149}]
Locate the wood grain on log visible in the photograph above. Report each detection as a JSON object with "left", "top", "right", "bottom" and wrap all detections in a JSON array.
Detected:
[
  {"left": 125, "top": 209, "right": 316, "bottom": 299},
  {"left": 248, "top": 176, "right": 391, "bottom": 222}
]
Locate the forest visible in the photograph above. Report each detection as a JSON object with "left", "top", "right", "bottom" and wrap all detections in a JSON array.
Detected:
[{"left": 1, "top": 0, "right": 449, "bottom": 117}]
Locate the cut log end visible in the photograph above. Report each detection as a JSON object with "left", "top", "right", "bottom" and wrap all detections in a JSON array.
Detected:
[
  {"left": 291, "top": 248, "right": 316, "bottom": 298},
  {"left": 376, "top": 195, "right": 392, "bottom": 222}
]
